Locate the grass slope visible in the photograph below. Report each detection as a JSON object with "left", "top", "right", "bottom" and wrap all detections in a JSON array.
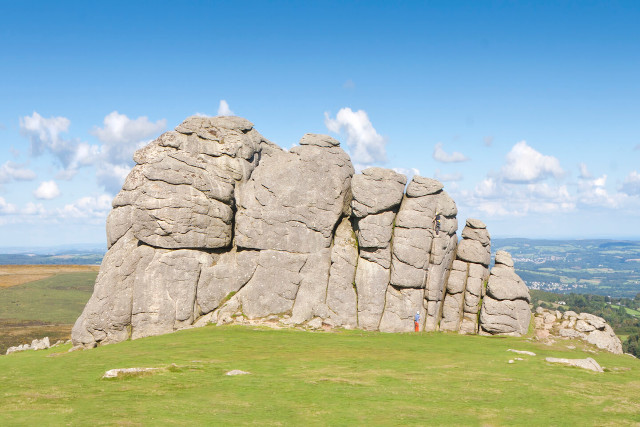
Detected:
[{"left": 1, "top": 326, "right": 639, "bottom": 426}]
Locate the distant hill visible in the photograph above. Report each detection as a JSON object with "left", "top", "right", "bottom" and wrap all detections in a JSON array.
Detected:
[
  {"left": 492, "top": 238, "right": 640, "bottom": 298},
  {"left": 0, "top": 244, "right": 105, "bottom": 265}
]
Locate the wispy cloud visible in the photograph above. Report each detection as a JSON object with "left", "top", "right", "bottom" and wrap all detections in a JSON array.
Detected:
[
  {"left": 217, "top": 100, "right": 234, "bottom": 116},
  {"left": 325, "top": 107, "right": 387, "bottom": 164},
  {"left": 433, "top": 142, "right": 469, "bottom": 163},
  {"left": 620, "top": 171, "right": 640, "bottom": 196},
  {"left": 0, "top": 161, "right": 36, "bottom": 184}
]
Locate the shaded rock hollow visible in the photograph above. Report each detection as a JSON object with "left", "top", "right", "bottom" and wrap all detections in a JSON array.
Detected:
[{"left": 72, "top": 116, "right": 532, "bottom": 348}]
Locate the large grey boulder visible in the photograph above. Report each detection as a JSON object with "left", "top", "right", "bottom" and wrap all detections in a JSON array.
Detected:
[
  {"left": 235, "top": 134, "right": 353, "bottom": 253},
  {"left": 351, "top": 168, "right": 406, "bottom": 217},
  {"left": 110, "top": 116, "right": 268, "bottom": 250},
  {"left": 479, "top": 251, "right": 531, "bottom": 336}
]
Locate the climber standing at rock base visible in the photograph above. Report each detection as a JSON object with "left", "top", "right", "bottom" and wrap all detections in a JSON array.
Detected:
[
  {"left": 434, "top": 212, "right": 441, "bottom": 236},
  {"left": 414, "top": 311, "right": 420, "bottom": 332}
]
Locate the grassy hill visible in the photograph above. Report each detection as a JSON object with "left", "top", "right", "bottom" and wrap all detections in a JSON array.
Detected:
[{"left": 1, "top": 326, "right": 639, "bottom": 425}]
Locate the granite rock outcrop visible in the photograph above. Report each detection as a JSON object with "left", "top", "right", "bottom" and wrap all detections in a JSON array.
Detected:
[{"left": 72, "top": 115, "right": 533, "bottom": 348}]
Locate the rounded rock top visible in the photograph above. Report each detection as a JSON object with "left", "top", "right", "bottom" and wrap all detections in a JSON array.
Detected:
[
  {"left": 495, "top": 250, "right": 514, "bottom": 267},
  {"left": 406, "top": 176, "right": 444, "bottom": 197},
  {"left": 465, "top": 218, "right": 487, "bottom": 229},
  {"left": 298, "top": 133, "right": 341, "bottom": 147},
  {"left": 176, "top": 115, "right": 254, "bottom": 134}
]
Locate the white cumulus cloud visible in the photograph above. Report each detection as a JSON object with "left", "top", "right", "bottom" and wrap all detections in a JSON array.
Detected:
[
  {"left": 0, "top": 161, "right": 36, "bottom": 184},
  {"left": 217, "top": 100, "right": 234, "bottom": 116},
  {"left": 392, "top": 167, "right": 420, "bottom": 182},
  {"left": 500, "top": 141, "right": 564, "bottom": 183},
  {"left": 433, "top": 142, "right": 469, "bottom": 163},
  {"left": 33, "top": 180, "right": 61, "bottom": 200},
  {"left": 324, "top": 108, "right": 387, "bottom": 164}
]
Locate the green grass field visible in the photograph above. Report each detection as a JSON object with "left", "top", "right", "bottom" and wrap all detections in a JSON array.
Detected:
[{"left": 1, "top": 326, "right": 639, "bottom": 426}]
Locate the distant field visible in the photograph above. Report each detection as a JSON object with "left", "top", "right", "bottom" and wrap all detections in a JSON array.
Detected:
[
  {"left": 0, "top": 265, "right": 99, "bottom": 288},
  {"left": 0, "top": 268, "right": 97, "bottom": 354},
  {"left": 1, "top": 326, "right": 639, "bottom": 425}
]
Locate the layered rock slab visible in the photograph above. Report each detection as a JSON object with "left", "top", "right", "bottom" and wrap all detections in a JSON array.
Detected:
[
  {"left": 352, "top": 168, "right": 406, "bottom": 330},
  {"left": 479, "top": 251, "right": 531, "bottom": 336}
]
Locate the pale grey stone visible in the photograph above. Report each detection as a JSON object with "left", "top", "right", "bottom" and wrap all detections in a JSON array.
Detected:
[
  {"left": 507, "top": 349, "right": 536, "bottom": 356},
  {"left": 446, "top": 266, "right": 468, "bottom": 294},
  {"left": 235, "top": 141, "right": 353, "bottom": 253},
  {"left": 326, "top": 218, "right": 359, "bottom": 328},
  {"left": 351, "top": 168, "right": 406, "bottom": 217},
  {"left": 225, "top": 369, "right": 251, "bottom": 376},
  {"left": 103, "top": 367, "right": 161, "bottom": 378},
  {"left": 461, "top": 226, "right": 491, "bottom": 247},
  {"left": 486, "top": 265, "right": 530, "bottom": 302},
  {"left": 220, "top": 250, "right": 308, "bottom": 319},
  {"left": 479, "top": 296, "right": 531, "bottom": 336},
  {"left": 456, "top": 239, "right": 490, "bottom": 266},
  {"left": 355, "top": 255, "right": 390, "bottom": 330},
  {"left": 465, "top": 218, "right": 486, "bottom": 229},
  {"left": 575, "top": 320, "right": 596, "bottom": 333},
  {"left": 72, "top": 231, "right": 151, "bottom": 347},
  {"left": 545, "top": 357, "right": 603, "bottom": 373},
  {"left": 106, "top": 206, "right": 133, "bottom": 248},
  {"left": 405, "top": 176, "right": 443, "bottom": 197},
  {"left": 290, "top": 249, "right": 332, "bottom": 324},
  {"left": 298, "top": 133, "right": 340, "bottom": 147},
  {"left": 585, "top": 325, "right": 623, "bottom": 354},
  {"left": 379, "top": 287, "right": 425, "bottom": 332},
  {"left": 424, "top": 233, "right": 458, "bottom": 331},
  {"left": 495, "top": 250, "right": 514, "bottom": 267},
  {"left": 196, "top": 249, "right": 259, "bottom": 315},
  {"left": 355, "top": 210, "right": 396, "bottom": 249},
  {"left": 440, "top": 292, "right": 464, "bottom": 331},
  {"left": 131, "top": 248, "right": 212, "bottom": 340}
]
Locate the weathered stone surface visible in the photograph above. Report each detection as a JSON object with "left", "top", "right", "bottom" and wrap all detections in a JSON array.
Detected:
[
  {"left": 355, "top": 254, "right": 390, "bottom": 330},
  {"left": 465, "top": 218, "right": 486, "bottom": 229},
  {"left": 219, "top": 250, "right": 308, "bottom": 320},
  {"left": 485, "top": 265, "right": 530, "bottom": 302},
  {"left": 534, "top": 307, "right": 622, "bottom": 354},
  {"left": 290, "top": 249, "right": 332, "bottom": 324},
  {"left": 131, "top": 248, "right": 212, "bottom": 339},
  {"left": 196, "top": 249, "right": 259, "bottom": 315},
  {"left": 355, "top": 210, "right": 396, "bottom": 249},
  {"left": 235, "top": 136, "right": 353, "bottom": 253},
  {"left": 479, "top": 296, "right": 531, "bottom": 336},
  {"left": 545, "top": 357, "right": 603, "bottom": 373},
  {"left": 461, "top": 226, "right": 490, "bottom": 247},
  {"left": 405, "top": 176, "right": 443, "bottom": 197},
  {"left": 72, "top": 231, "right": 150, "bottom": 347},
  {"left": 325, "top": 218, "right": 359, "bottom": 328},
  {"left": 456, "top": 239, "right": 490, "bottom": 266},
  {"left": 440, "top": 292, "right": 464, "bottom": 331},
  {"left": 495, "top": 250, "right": 514, "bottom": 267},
  {"left": 351, "top": 168, "right": 406, "bottom": 217},
  {"left": 379, "top": 287, "right": 425, "bottom": 332}
]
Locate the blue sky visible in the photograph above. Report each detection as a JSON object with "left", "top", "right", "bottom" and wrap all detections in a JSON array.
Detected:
[{"left": 1, "top": 1, "right": 639, "bottom": 247}]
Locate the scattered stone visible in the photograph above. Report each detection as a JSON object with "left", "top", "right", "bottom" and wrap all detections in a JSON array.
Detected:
[
  {"left": 545, "top": 357, "right": 604, "bottom": 373},
  {"left": 225, "top": 370, "right": 251, "bottom": 376},
  {"left": 507, "top": 349, "right": 536, "bottom": 356},
  {"left": 103, "top": 367, "right": 161, "bottom": 378},
  {"left": 533, "top": 308, "right": 622, "bottom": 354}
]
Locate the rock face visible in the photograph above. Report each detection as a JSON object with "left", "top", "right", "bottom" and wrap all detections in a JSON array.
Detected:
[
  {"left": 72, "top": 115, "right": 533, "bottom": 348},
  {"left": 479, "top": 250, "right": 531, "bottom": 336},
  {"left": 533, "top": 307, "right": 623, "bottom": 354}
]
